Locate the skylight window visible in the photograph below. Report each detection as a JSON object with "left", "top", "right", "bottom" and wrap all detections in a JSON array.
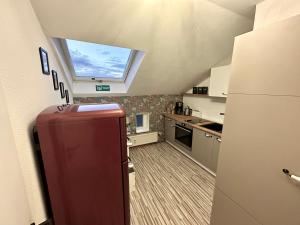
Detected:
[{"left": 65, "top": 39, "right": 135, "bottom": 81}]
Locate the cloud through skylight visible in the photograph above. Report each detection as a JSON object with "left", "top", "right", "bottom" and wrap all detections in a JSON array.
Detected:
[{"left": 66, "top": 39, "right": 132, "bottom": 79}]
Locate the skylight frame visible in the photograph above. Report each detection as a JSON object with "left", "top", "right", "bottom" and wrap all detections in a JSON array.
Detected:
[{"left": 60, "top": 39, "right": 136, "bottom": 82}]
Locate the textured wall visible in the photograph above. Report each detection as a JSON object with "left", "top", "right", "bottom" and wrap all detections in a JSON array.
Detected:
[{"left": 74, "top": 95, "right": 183, "bottom": 141}]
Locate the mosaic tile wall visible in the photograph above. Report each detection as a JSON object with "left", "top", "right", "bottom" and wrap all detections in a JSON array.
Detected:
[{"left": 74, "top": 95, "right": 183, "bottom": 141}]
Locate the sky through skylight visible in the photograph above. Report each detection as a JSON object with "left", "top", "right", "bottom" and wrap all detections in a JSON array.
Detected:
[{"left": 66, "top": 39, "right": 132, "bottom": 80}]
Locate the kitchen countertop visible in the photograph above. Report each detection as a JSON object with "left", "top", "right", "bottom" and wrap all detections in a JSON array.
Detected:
[{"left": 163, "top": 113, "right": 222, "bottom": 137}]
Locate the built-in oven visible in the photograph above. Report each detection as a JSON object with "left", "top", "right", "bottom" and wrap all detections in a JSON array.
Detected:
[{"left": 175, "top": 122, "right": 193, "bottom": 150}]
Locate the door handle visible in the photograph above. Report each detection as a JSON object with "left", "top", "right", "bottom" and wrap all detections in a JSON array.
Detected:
[
  {"left": 216, "top": 138, "right": 222, "bottom": 142},
  {"left": 222, "top": 93, "right": 227, "bottom": 96},
  {"left": 283, "top": 169, "right": 300, "bottom": 182}
]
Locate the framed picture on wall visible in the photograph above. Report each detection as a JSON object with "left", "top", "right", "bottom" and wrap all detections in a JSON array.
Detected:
[
  {"left": 39, "top": 47, "right": 50, "bottom": 75},
  {"left": 65, "top": 90, "right": 70, "bottom": 104},
  {"left": 59, "top": 82, "right": 65, "bottom": 98},
  {"left": 51, "top": 70, "right": 59, "bottom": 90}
]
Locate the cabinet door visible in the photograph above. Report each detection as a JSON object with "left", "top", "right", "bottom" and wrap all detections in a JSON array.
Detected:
[
  {"left": 209, "top": 65, "right": 231, "bottom": 97},
  {"left": 216, "top": 94, "right": 300, "bottom": 225},
  {"left": 211, "top": 189, "right": 260, "bottom": 225},
  {"left": 229, "top": 15, "right": 300, "bottom": 96},
  {"left": 210, "top": 137, "right": 221, "bottom": 173},
  {"left": 192, "top": 129, "right": 214, "bottom": 168},
  {"left": 164, "top": 117, "right": 175, "bottom": 143}
]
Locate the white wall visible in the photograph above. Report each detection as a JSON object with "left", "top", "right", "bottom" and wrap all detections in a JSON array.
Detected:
[
  {"left": 73, "top": 81, "right": 127, "bottom": 97},
  {"left": 0, "top": 80, "right": 31, "bottom": 225},
  {"left": 183, "top": 57, "right": 230, "bottom": 123},
  {"left": 184, "top": 76, "right": 226, "bottom": 123},
  {"left": 255, "top": 0, "right": 300, "bottom": 29},
  {"left": 0, "top": 0, "right": 73, "bottom": 223}
]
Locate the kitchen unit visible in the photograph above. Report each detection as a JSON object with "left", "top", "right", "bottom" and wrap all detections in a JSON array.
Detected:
[
  {"left": 175, "top": 122, "right": 193, "bottom": 150},
  {"left": 211, "top": 15, "right": 300, "bottom": 225},
  {"left": 164, "top": 117, "right": 176, "bottom": 145},
  {"left": 192, "top": 129, "right": 221, "bottom": 173},
  {"left": 36, "top": 104, "right": 130, "bottom": 225},
  {"left": 164, "top": 113, "right": 222, "bottom": 174},
  {"left": 209, "top": 65, "right": 231, "bottom": 98}
]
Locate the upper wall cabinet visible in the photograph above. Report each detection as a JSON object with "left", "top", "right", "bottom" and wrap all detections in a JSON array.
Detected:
[
  {"left": 229, "top": 15, "right": 300, "bottom": 96},
  {"left": 209, "top": 65, "right": 231, "bottom": 98}
]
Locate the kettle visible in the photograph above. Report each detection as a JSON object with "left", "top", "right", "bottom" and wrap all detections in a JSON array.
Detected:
[{"left": 184, "top": 106, "right": 192, "bottom": 116}]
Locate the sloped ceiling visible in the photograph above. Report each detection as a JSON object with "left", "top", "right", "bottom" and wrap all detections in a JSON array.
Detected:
[
  {"left": 209, "top": 0, "right": 264, "bottom": 18},
  {"left": 31, "top": 0, "right": 261, "bottom": 95}
]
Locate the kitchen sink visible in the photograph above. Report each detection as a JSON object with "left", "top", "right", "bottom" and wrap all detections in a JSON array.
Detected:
[
  {"left": 201, "top": 123, "right": 223, "bottom": 133},
  {"left": 186, "top": 119, "right": 207, "bottom": 124}
]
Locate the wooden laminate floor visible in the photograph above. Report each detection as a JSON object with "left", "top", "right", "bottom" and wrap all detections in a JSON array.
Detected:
[{"left": 130, "top": 142, "right": 215, "bottom": 225}]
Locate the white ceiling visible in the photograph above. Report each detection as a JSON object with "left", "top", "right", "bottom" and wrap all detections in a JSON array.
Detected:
[
  {"left": 31, "top": 0, "right": 260, "bottom": 95},
  {"left": 209, "top": 0, "right": 264, "bottom": 18}
]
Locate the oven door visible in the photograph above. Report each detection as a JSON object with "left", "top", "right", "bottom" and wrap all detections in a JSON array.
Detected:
[{"left": 175, "top": 124, "right": 193, "bottom": 149}]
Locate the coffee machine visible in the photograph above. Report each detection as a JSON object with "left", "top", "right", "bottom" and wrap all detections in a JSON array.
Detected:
[{"left": 175, "top": 102, "right": 183, "bottom": 115}]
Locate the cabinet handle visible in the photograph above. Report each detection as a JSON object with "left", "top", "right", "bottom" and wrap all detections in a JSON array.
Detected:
[
  {"left": 216, "top": 138, "right": 222, "bottom": 142},
  {"left": 205, "top": 133, "right": 212, "bottom": 138},
  {"left": 283, "top": 169, "right": 300, "bottom": 182},
  {"left": 175, "top": 125, "right": 192, "bottom": 133}
]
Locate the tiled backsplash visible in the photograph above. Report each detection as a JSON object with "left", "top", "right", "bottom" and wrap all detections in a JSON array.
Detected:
[{"left": 74, "top": 95, "right": 183, "bottom": 141}]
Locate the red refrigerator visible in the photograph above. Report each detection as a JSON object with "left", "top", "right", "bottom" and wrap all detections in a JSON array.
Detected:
[{"left": 36, "top": 104, "right": 130, "bottom": 225}]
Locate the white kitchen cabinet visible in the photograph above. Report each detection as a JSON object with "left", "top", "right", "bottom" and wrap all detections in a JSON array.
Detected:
[
  {"left": 209, "top": 65, "right": 231, "bottom": 98},
  {"left": 229, "top": 15, "right": 300, "bottom": 96},
  {"left": 211, "top": 189, "right": 260, "bottom": 225},
  {"left": 211, "top": 16, "right": 300, "bottom": 225},
  {"left": 192, "top": 129, "right": 221, "bottom": 173},
  {"left": 164, "top": 117, "right": 175, "bottom": 144},
  {"left": 192, "top": 129, "right": 214, "bottom": 168},
  {"left": 211, "top": 136, "right": 221, "bottom": 173},
  {"left": 215, "top": 94, "right": 300, "bottom": 225}
]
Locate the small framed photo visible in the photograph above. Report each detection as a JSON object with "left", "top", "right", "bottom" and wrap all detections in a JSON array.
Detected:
[
  {"left": 51, "top": 70, "right": 59, "bottom": 90},
  {"left": 59, "top": 82, "right": 65, "bottom": 98},
  {"left": 39, "top": 47, "right": 50, "bottom": 75},
  {"left": 65, "top": 90, "right": 70, "bottom": 104}
]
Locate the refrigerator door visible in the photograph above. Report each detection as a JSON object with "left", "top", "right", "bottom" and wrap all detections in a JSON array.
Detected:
[
  {"left": 120, "top": 117, "right": 128, "bottom": 162},
  {"left": 37, "top": 105, "right": 126, "bottom": 225}
]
